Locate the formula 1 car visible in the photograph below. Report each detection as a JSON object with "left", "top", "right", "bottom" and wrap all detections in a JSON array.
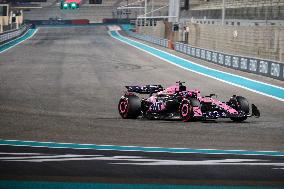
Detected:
[{"left": 118, "top": 82, "right": 260, "bottom": 122}]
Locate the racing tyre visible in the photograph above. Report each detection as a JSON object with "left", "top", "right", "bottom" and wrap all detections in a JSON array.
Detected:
[
  {"left": 179, "top": 99, "right": 196, "bottom": 122},
  {"left": 118, "top": 95, "right": 141, "bottom": 119},
  {"left": 230, "top": 96, "right": 249, "bottom": 122}
]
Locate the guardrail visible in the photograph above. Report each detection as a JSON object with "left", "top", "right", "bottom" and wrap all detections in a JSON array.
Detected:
[
  {"left": 0, "top": 25, "right": 31, "bottom": 45},
  {"left": 175, "top": 42, "right": 284, "bottom": 81},
  {"left": 127, "top": 32, "right": 169, "bottom": 48},
  {"left": 125, "top": 30, "right": 284, "bottom": 81}
]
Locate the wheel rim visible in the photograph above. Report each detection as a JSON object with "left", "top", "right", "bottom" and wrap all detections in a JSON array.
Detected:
[
  {"left": 181, "top": 104, "right": 189, "bottom": 117},
  {"left": 119, "top": 100, "right": 128, "bottom": 117},
  {"left": 181, "top": 102, "right": 192, "bottom": 121}
]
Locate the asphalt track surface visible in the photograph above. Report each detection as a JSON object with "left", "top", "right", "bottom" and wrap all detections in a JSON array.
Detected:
[
  {"left": 0, "top": 145, "right": 284, "bottom": 187},
  {"left": 0, "top": 26, "right": 284, "bottom": 186}
]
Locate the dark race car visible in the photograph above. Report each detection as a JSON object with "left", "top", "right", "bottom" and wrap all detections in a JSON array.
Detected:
[{"left": 118, "top": 81, "right": 260, "bottom": 122}]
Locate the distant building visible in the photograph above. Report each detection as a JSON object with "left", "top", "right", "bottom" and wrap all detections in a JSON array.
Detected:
[{"left": 0, "top": 3, "right": 24, "bottom": 33}]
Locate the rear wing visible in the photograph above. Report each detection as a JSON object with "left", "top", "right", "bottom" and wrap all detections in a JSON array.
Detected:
[{"left": 125, "top": 85, "right": 163, "bottom": 94}]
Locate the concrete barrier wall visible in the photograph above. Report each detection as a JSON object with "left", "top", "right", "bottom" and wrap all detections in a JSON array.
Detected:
[
  {"left": 186, "top": 23, "right": 284, "bottom": 62},
  {"left": 139, "top": 22, "right": 284, "bottom": 62},
  {"left": 137, "top": 21, "right": 166, "bottom": 39}
]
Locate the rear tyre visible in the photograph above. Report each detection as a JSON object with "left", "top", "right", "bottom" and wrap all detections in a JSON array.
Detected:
[
  {"left": 180, "top": 99, "right": 194, "bottom": 122},
  {"left": 230, "top": 96, "right": 249, "bottom": 122},
  {"left": 118, "top": 95, "right": 141, "bottom": 119}
]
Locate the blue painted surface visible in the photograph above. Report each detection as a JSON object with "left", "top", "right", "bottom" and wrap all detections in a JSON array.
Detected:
[
  {"left": 0, "top": 29, "right": 37, "bottom": 53},
  {"left": 109, "top": 31, "right": 284, "bottom": 101},
  {"left": 0, "top": 181, "right": 282, "bottom": 189},
  {"left": 120, "top": 24, "right": 134, "bottom": 31},
  {"left": 0, "top": 139, "right": 284, "bottom": 156}
]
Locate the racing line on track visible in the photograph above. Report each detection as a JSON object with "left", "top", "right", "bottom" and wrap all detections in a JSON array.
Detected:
[{"left": 108, "top": 30, "right": 284, "bottom": 102}]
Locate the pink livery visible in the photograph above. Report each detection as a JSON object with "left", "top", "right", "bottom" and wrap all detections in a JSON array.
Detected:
[{"left": 118, "top": 81, "right": 260, "bottom": 122}]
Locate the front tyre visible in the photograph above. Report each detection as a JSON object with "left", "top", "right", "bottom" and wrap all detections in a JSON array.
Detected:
[
  {"left": 118, "top": 95, "right": 141, "bottom": 119},
  {"left": 230, "top": 96, "right": 249, "bottom": 122}
]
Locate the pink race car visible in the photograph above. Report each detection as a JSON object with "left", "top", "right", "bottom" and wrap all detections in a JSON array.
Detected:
[{"left": 118, "top": 81, "right": 260, "bottom": 122}]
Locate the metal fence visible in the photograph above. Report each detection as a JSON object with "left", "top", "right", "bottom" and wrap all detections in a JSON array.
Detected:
[
  {"left": 0, "top": 25, "right": 30, "bottom": 45},
  {"left": 125, "top": 30, "right": 284, "bottom": 81},
  {"left": 175, "top": 42, "right": 284, "bottom": 81},
  {"left": 127, "top": 32, "right": 169, "bottom": 48},
  {"left": 2, "top": 23, "right": 18, "bottom": 33}
]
